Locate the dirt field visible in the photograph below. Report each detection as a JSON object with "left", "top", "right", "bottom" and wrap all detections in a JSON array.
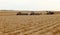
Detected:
[{"left": 0, "top": 11, "right": 60, "bottom": 35}]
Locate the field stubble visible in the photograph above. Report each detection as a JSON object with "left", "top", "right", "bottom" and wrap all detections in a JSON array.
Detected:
[{"left": 0, "top": 14, "right": 60, "bottom": 35}]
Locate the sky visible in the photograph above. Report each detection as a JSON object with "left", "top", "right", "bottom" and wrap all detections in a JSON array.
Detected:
[{"left": 0, "top": 0, "right": 60, "bottom": 11}]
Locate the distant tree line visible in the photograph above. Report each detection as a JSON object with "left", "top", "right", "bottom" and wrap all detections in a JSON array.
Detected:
[{"left": 16, "top": 11, "right": 54, "bottom": 15}]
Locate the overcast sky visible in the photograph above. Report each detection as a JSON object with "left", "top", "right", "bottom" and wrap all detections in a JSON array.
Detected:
[{"left": 0, "top": 0, "right": 60, "bottom": 11}]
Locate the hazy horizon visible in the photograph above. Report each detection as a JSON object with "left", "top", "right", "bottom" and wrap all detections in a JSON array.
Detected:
[{"left": 0, "top": 0, "right": 60, "bottom": 11}]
